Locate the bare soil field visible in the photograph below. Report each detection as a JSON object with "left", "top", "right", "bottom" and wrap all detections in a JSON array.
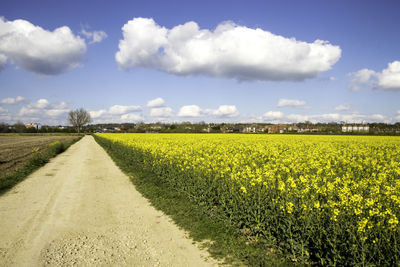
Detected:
[
  {"left": 0, "top": 136, "right": 218, "bottom": 266},
  {"left": 0, "top": 135, "right": 79, "bottom": 177}
]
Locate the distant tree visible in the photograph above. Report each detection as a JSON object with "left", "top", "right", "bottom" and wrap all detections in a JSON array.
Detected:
[
  {"left": 0, "top": 123, "right": 10, "bottom": 133},
  {"left": 68, "top": 108, "right": 91, "bottom": 133},
  {"left": 14, "top": 121, "right": 26, "bottom": 133}
]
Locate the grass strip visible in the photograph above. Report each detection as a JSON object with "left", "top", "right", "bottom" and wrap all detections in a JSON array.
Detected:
[
  {"left": 94, "top": 135, "right": 292, "bottom": 267},
  {"left": 0, "top": 136, "right": 82, "bottom": 194}
]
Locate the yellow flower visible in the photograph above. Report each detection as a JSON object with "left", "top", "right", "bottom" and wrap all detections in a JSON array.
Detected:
[
  {"left": 278, "top": 180, "right": 285, "bottom": 192},
  {"left": 333, "top": 208, "right": 340, "bottom": 216},
  {"left": 240, "top": 186, "right": 247, "bottom": 194},
  {"left": 286, "top": 202, "right": 294, "bottom": 214},
  {"left": 354, "top": 208, "right": 363, "bottom": 215},
  {"left": 358, "top": 218, "right": 368, "bottom": 233}
]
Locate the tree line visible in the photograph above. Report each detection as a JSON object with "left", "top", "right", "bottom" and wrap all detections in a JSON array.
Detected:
[{"left": 1, "top": 108, "right": 399, "bottom": 135}]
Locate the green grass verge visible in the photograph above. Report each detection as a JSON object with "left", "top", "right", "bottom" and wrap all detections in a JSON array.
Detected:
[
  {"left": 94, "top": 135, "right": 293, "bottom": 267},
  {"left": 0, "top": 136, "right": 82, "bottom": 194}
]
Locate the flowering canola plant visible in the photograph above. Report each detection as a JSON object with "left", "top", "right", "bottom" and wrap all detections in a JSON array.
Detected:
[{"left": 95, "top": 133, "right": 400, "bottom": 265}]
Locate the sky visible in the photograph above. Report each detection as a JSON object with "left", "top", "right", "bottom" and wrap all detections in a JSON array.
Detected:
[{"left": 1, "top": 0, "right": 400, "bottom": 125}]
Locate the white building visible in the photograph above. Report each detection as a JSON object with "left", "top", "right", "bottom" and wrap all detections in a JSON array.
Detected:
[{"left": 342, "top": 125, "right": 369, "bottom": 133}]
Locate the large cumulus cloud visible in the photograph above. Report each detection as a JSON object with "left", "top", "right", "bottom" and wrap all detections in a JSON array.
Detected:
[
  {"left": 0, "top": 17, "right": 86, "bottom": 75},
  {"left": 116, "top": 18, "right": 341, "bottom": 81}
]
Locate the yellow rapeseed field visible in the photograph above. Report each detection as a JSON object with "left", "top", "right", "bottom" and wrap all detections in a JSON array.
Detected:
[{"left": 95, "top": 133, "right": 400, "bottom": 265}]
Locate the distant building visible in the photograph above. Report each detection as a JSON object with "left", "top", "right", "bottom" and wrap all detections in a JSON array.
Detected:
[
  {"left": 243, "top": 126, "right": 257, "bottom": 133},
  {"left": 342, "top": 125, "right": 369, "bottom": 133},
  {"left": 150, "top": 125, "right": 163, "bottom": 130},
  {"left": 298, "top": 127, "right": 319, "bottom": 133},
  {"left": 264, "top": 124, "right": 286, "bottom": 134},
  {"left": 25, "top": 123, "right": 38, "bottom": 129},
  {"left": 287, "top": 124, "right": 299, "bottom": 132},
  {"left": 223, "top": 126, "right": 234, "bottom": 133}
]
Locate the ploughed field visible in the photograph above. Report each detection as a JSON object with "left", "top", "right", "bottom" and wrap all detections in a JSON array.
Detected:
[
  {"left": 95, "top": 133, "right": 400, "bottom": 266},
  {"left": 0, "top": 135, "right": 79, "bottom": 177}
]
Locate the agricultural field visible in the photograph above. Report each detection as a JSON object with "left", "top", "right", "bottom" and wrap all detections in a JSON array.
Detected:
[
  {"left": 95, "top": 133, "right": 400, "bottom": 265},
  {"left": 0, "top": 135, "right": 80, "bottom": 177}
]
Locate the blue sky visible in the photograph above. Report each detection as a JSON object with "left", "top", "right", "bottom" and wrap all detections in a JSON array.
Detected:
[{"left": 1, "top": 0, "right": 400, "bottom": 125}]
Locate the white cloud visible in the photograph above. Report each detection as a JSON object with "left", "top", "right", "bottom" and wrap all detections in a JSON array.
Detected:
[
  {"left": 90, "top": 105, "right": 141, "bottom": 118},
  {"left": 109, "top": 104, "right": 141, "bottom": 114},
  {"left": 347, "top": 113, "right": 388, "bottom": 123},
  {"left": 370, "top": 114, "right": 386, "bottom": 121},
  {"left": 262, "top": 110, "right": 391, "bottom": 123},
  {"left": 146, "top": 97, "right": 165, "bottom": 107},
  {"left": 34, "top": 99, "right": 50, "bottom": 109},
  {"left": 353, "top": 69, "right": 375, "bottom": 83},
  {"left": 286, "top": 113, "right": 309, "bottom": 122},
  {"left": 335, "top": 104, "right": 351, "bottom": 111},
  {"left": 90, "top": 109, "right": 144, "bottom": 123},
  {"left": 0, "top": 96, "right": 25, "bottom": 105},
  {"left": 376, "top": 61, "right": 400, "bottom": 90},
  {"left": 89, "top": 109, "right": 107, "bottom": 119},
  {"left": 177, "top": 104, "right": 239, "bottom": 118},
  {"left": 349, "top": 61, "right": 400, "bottom": 91},
  {"left": 395, "top": 110, "right": 400, "bottom": 121},
  {"left": 204, "top": 105, "right": 239, "bottom": 117},
  {"left": 0, "top": 53, "right": 7, "bottom": 70},
  {"left": 17, "top": 99, "right": 70, "bottom": 124},
  {"left": 277, "top": 98, "right": 306, "bottom": 108},
  {"left": 150, "top": 107, "right": 173, "bottom": 117},
  {"left": 120, "top": 113, "right": 144, "bottom": 122},
  {"left": 0, "top": 106, "right": 8, "bottom": 114},
  {"left": 116, "top": 18, "right": 341, "bottom": 81},
  {"left": 215, "top": 105, "right": 239, "bottom": 117},
  {"left": 80, "top": 29, "right": 108, "bottom": 44},
  {"left": 0, "top": 98, "right": 72, "bottom": 124},
  {"left": 178, "top": 105, "right": 202, "bottom": 117},
  {"left": 349, "top": 69, "right": 376, "bottom": 91},
  {"left": 0, "top": 17, "right": 86, "bottom": 75},
  {"left": 314, "top": 113, "right": 341, "bottom": 121},
  {"left": 263, "top": 111, "right": 284, "bottom": 120},
  {"left": 0, "top": 108, "right": 11, "bottom": 123},
  {"left": 19, "top": 99, "right": 67, "bottom": 117},
  {"left": 89, "top": 104, "right": 143, "bottom": 123}
]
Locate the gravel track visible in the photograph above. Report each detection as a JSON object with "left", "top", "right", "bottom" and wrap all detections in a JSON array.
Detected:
[{"left": 0, "top": 135, "right": 218, "bottom": 266}]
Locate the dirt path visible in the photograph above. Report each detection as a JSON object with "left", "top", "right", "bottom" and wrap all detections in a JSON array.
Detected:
[{"left": 0, "top": 136, "right": 218, "bottom": 266}]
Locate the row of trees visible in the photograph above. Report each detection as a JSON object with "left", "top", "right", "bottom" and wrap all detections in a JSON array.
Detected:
[{"left": 2, "top": 108, "right": 400, "bottom": 134}]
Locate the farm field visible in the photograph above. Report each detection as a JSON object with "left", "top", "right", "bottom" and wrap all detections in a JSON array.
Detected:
[
  {"left": 0, "top": 135, "right": 80, "bottom": 178},
  {"left": 95, "top": 133, "right": 400, "bottom": 265}
]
